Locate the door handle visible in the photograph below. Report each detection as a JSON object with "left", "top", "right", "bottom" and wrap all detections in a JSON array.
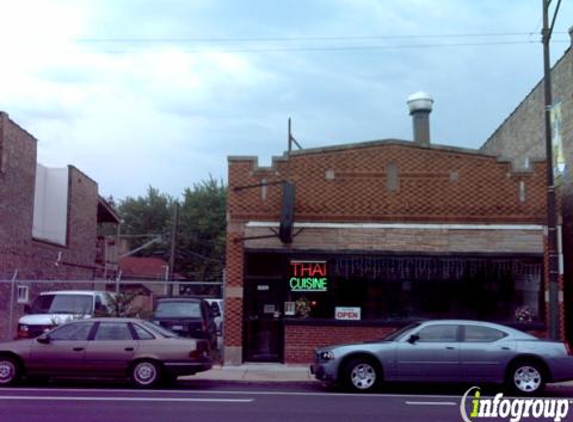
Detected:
[
  {"left": 445, "top": 346, "right": 455, "bottom": 350},
  {"left": 73, "top": 347, "right": 84, "bottom": 352},
  {"left": 124, "top": 347, "right": 134, "bottom": 352}
]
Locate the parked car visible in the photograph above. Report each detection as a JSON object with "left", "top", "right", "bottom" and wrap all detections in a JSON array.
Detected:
[
  {"left": 0, "top": 317, "right": 212, "bottom": 388},
  {"left": 311, "top": 319, "right": 573, "bottom": 395},
  {"left": 152, "top": 297, "right": 219, "bottom": 349},
  {"left": 17, "top": 290, "right": 116, "bottom": 339}
]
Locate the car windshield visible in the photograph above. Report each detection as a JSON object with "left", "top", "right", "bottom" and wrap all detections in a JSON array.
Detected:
[
  {"left": 30, "top": 294, "right": 93, "bottom": 315},
  {"left": 140, "top": 320, "right": 179, "bottom": 338},
  {"left": 155, "top": 301, "right": 202, "bottom": 318},
  {"left": 382, "top": 322, "right": 422, "bottom": 341}
]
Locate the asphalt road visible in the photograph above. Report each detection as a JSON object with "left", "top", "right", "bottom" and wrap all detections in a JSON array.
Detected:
[{"left": 0, "top": 381, "right": 572, "bottom": 422}]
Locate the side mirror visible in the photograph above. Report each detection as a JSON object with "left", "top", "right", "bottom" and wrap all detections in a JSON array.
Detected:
[
  {"left": 36, "top": 334, "right": 51, "bottom": 344},
  {"left": 407, "top": 334, "right": 420, "bottom": 344},
  {"left": 23, "top": 304, "right": 31, "bottom": 314}
]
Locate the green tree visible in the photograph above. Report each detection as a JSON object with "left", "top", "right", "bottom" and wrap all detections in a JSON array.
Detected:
[
  {"left": 117, "top": 186, "right": 174, "bottom": 255},
  {"left": 116, "top": 179, "right": 227, "bottom": 287},
  {"left": 177, "top": 176, "right": 227, "bottom": 283}
]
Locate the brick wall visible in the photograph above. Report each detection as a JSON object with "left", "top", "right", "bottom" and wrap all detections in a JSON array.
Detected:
[
  {"left": 481, "top": 47, "right": 572, "bottom": 172},
  {"left": 0, "top": 112, "right": 36, "bottom": 258},
  {"left": 229, "top": 142, "right": 547, "bottom": 225},
  {"left": 285, "top": 325, "right": 395, "bottom": 364}
]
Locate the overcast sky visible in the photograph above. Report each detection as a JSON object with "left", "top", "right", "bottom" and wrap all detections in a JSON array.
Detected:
[{"left": 0, "top": 0, "right": 571, "bottom": 200}]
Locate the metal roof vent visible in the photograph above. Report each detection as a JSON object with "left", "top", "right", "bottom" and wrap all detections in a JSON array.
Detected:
[{"left": 407, "top": 91, "right": 434, "bottom": 146}]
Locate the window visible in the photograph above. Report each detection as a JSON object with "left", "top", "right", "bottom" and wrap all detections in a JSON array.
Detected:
[
  {"left": 31, "top": 294, "right": 93, "bottom": 315},
  {"left": 17, "top": 286, "right": 29, "bottom": 304},
  {"left": 463, "top": 325, "right": 507, "bottom": 342},
  {"left": 154, "top": 301, "right": 202, "bottom": 318},
  {"left": 50, "top": 322, "right": 93, "bottom": 341},
  {"left": 245, "top": 252, "right": 543, "bottom": 323},
  {"left": 95, "top": 322, "right": 133, "bottom": 341},
  {"left": 132, "top": 323, "right": 155, "bottom": 340},
  {"left": 416, "top": 325, "right": 458, "bottom": 342}
]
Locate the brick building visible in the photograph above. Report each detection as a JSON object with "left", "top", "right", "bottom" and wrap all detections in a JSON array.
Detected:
[
  {"left": 0, "top": 112, "right": 120, "bottom": 339},
  {"left": 225, "top": 99, "right": 550, "bottom": 364},
  {"left": 481, "top": 28, "right": 573, "bottom": 342}
]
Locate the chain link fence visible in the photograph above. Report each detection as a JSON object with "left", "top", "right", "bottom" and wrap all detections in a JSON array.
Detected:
[{"left": 0, "top": 279, "right": 224, "bottom": 349}]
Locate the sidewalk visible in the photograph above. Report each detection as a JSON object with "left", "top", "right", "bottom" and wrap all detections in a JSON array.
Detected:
[
  {"left": 186, "top": 363, "right": 573, "bottom": 388},
  {"left": 186, "top": 363, "right": 316, "bottom": 382}
]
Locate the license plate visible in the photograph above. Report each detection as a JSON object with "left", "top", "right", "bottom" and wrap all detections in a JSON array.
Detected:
[{"left": 172, "top": 325, "right": 184, "bottom": 331}]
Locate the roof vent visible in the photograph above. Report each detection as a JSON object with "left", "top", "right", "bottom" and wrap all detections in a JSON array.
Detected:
[{"left": 407, "top": 91, "right": 434, "bottom": 146}]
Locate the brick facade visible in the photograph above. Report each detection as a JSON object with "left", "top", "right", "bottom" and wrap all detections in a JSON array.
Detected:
[
  {"left": 229, "top": 141, "right": 547, "bottom": 225},
  {"left": 0, "top": 112, "right": 117, "bottom": 339},
  {"left": 285, "top": 325, "right": 395, "bottom": 364},
  {"left": 226, "top": 139, "right": 548, "bottom": 364}
]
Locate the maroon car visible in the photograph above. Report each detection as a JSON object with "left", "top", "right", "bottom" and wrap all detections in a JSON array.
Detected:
[{"left": 0, "top": 317, "right": 212, "bottom": 388}]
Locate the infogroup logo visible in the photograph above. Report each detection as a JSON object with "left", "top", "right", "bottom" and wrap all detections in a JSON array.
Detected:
[{"left": 459, "top": 387, "right": 571, "bottom": 422}]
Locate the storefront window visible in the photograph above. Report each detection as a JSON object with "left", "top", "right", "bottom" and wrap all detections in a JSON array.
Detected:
[{"left": 245, "top": 252, "right": 543, "bottom": 324}]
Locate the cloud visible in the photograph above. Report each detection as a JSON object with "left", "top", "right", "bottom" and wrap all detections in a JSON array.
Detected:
[{"left": 0, "top": 0, "right": 571, "bottom": 199}]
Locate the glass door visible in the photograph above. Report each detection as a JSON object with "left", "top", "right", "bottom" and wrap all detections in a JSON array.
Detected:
[{"left": 244, "top": 278, "right": 284, "bottom": 362}]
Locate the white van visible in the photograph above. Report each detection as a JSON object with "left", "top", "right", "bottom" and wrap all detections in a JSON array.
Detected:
[{"left": 17, "top": 290, "right": 116, "bottom": 339}]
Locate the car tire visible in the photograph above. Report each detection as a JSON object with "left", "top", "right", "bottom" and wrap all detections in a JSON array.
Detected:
[
  {"left": 130, "top": 360, "right": 162, "bottom": 388},
  {"left": 506, "top": 360, "right": 546, "bottom": 396},
  {"left": 0, "top": 356, "right": 20, "bottom": 386},
  {"left": 342, "top": 358, "right": 381, "bottom": 392}
]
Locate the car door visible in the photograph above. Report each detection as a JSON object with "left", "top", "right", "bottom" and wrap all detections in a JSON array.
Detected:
[
  {"left": 395, "top": 324, "right": 461, "bottom": 381},
  {"left": 28, "top": 321, "right": 95, "bottom": 375},
  {"left": 84, "top": 321, "right": 139, "bottom": 375},
  {"left": 459, "top": 324, "right": 515, "bottom": 382}
]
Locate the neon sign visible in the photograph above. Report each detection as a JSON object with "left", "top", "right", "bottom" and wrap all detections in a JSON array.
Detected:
[{"left": 289, "top": 261, "right": 328, "bottom": 292}]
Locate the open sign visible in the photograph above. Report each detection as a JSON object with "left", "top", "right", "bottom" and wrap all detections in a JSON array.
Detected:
[{"left": 335, "top": 307, "right": 361, "bottom": 320}]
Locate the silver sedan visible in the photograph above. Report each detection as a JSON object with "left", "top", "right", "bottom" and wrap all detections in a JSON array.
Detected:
[{"left": 311, "top": 320, "right": 573, "bottom": 395}]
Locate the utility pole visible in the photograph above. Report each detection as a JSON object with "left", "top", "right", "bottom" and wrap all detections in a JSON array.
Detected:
[
  {"left": 167, "top": 202, "right": 180, "bottom": 296},
  {"left": 541, "top": 0, "right": 562, "bottom": 340}
]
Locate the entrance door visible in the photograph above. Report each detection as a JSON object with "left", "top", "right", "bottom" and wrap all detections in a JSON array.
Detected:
[{"left": 244, "top": 279, "right": 284, "bottom": 362}]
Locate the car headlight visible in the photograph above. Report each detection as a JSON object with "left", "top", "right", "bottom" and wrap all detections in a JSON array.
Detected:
[
  {"left": 18, "top": 324, "right": 29, "bottom": 332},
  {"left": 318, "top": 351, "right": 335, "bottom": 361}
]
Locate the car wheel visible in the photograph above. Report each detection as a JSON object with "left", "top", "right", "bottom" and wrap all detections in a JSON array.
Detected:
[
  {"left": 507, "top": 360, "right": 546, "bottom": 395},
  {"left": 131, "top": 360, "right": 162, "bottom": 388},
  {"left": 343, "top": 358, "right": 381, "bottom": 392},
  {"left": 0, "top": 356, "right": 20, "bottom": 386}
]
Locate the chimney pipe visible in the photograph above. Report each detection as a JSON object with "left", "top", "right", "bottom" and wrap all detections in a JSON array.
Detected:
[
  {"left": 407, "top": 91, "right": 434, "bottom": 146},
  {"left": 569, "top": 26, "right": 573, "bottom": 46}
]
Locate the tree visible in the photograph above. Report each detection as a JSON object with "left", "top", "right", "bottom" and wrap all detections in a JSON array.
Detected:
[
  {"left": 116, "top": 179, "right": 227, "bottom": 286},
  {"left": 177, "top": 176, "right": 227, "bottom": 283},
  {"left": 116, "top": 186, "right": 174, "bottom": 255}
]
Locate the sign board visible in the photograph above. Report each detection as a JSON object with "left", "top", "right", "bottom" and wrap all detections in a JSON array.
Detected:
[
  {"left": 335, "top": 307, "right": 361, "bottom": 320},
  {"left": 550, "top": 101, "right": 566, "bottom": 184},
  {"left": 289, "top": 260, "right": 328, "bottom": 292}
]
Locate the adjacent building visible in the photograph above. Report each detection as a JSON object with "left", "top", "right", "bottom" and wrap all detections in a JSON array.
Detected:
[
  {"left": 0, "top": 112, "right": 120, "bottom": 339},
  {"left": 481, "top": 27, "right": 573, "bottom": 342}
]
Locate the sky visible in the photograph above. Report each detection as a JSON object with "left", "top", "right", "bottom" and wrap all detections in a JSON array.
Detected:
[{"left": 0, "top": 0, "right": 572, "bottom": 201}]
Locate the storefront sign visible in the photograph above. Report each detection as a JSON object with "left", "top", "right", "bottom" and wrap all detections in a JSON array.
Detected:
[
  {"left": 335, "top": 307, "right": 361, "bottom": 320},
  {"left": 289, "top": 261, "right": 328, "bottom": 292}
]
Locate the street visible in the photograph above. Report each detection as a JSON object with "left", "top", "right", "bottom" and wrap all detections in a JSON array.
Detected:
[{"left": 1, "top": 381, "right": 572, "bottom": 422}]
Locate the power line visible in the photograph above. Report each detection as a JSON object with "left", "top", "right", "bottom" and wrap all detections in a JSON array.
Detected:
[
  {"left": 75, "top": 31, "right": 570, "bottom": 44},
  {"left": 71, "top": 39, "right": 570, "bottom": 55}
]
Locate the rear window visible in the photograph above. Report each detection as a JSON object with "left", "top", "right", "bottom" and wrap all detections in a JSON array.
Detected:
[
  {"left": 155, "top": 301, "right": 202, "bottom": 318},
  {"left": 31, "top": 294, "right": 93, "bottom": 315}
]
